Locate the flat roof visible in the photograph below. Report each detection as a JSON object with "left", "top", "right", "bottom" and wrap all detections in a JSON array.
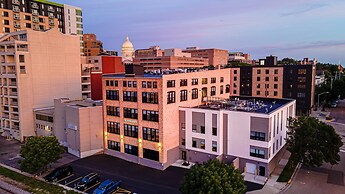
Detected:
[
  {"left": 34, "top": 107, "right": 54, "bottom": 116},
  {"left": 193, "top": 96, "right": 294, "bottom": 114}
]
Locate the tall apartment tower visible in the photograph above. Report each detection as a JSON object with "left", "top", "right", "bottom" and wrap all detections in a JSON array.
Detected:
[
  {"left": 0, "top": 0, "right": 83, "bottom": 54},
  {"left": 0, "top": 29, "right": 82, "bottom": 141}
]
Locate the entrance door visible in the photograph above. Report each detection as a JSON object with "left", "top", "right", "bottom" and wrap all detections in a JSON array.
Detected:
[
  {"left": 246, "top": 163, "right": 256, "bottom": 174},
  {"left": 259, "top": 166, "right": 265, "bottom": 176},
  {"left": 182, "top": 151, "right": 187, "bottom": 160}
]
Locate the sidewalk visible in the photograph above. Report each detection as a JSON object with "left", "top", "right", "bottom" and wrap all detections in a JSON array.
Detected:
[
  {"left": 0, "top": 179, "right": 30, "bottom": 194},
  {"left": 310, "top": 109, "right": 331, "bottom": 122},
  {"left": 247, "top": 150, "right": 291, "bottom": 194}
]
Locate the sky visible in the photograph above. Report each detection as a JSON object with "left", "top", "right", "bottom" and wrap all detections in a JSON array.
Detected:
[{"left": 57, "top": 0, "right": 345, "bottom": 64}]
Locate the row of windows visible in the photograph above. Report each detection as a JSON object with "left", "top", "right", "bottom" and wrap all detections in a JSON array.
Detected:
[
  {"left": 107, "top": 107, "right": 159, "bottom": 122},
  {"left": 256, "top": 83, "right": 279, "bottom": 89},
  {"left": 190, "top": 124, "right": 217, "bottom": 136},
  {"left": 256, "top": 76, "right": 279, "bottom": 82},
  {"left": 256, "top": 91, "right": 279, "bottom": 96},
  {"left": 107, "top": 141, "right": 159, "bottom": 161},
  {"left": 256, "top": 69, "right": 279, "bottom": 74},
  {"left": 106, "top": 91, "right": 159, "bottom": 104},
  {"left": 167, "top": 77, "right": 224, "bottom": 88},
  {"left": 36, "top": 114, "right": 53, "bottom": 123},
  {"left": 105, "top": 80, "right": 158, "bottom": 89},
  {"left": 107, "top": 123, "right": 160, "bottom": 142}
]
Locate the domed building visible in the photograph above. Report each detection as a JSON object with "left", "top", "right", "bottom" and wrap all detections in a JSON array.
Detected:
[{"left": 121, "top": 35, "right": 134, "bottom": 63}]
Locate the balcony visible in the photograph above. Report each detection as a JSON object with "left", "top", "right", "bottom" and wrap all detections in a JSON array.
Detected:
[
  {"left": 31, "top": 3, "right": 39, "bottom": 9},
  {"left": 48, "top": 14, "right": 54, "bottom": 19},
  {"left": 12, "top": 7, "right": 20, "bottom": 13},
  {"left": 9, "top": 92, "right": 17, "bottom": 96},
  {"left": 12, "top": 115, "right": 19, "bottom": 121},
  {"left": 49, "top": 20, "right": 54, "bottom": 26},
  {"left": 11, "top": 102, "right": 18, "bottom": 107},
  {"left": 12, "top": 126, "right": 19, "bottom": 130},
  {"left": 32, "top": 10, "right": 38, "bottom": 16},
  {"left": 48, "top": 6, "right": 55, "bottom": 12},
  {"left": 2, "top": 114, "right": 9, "bottom": 119},
  {"left": 7, "top": 70, "right": 16, "bottom": 75},
  {"left": 13, "top": 14, "right": 20, "bottom": 20},
  {"left": 32, "top": 17, "right": 39, "bottom": 23},
  {"left": 8, "top": 82, "right": 17, "bottom": 87},
  {"left": 33, "top": 24, "right": 40, "bottom": 31},
  {"left": 14, "top": 23, "right": 21, "bottom": 29},
  {"left": 12, "top": 0, "right": 20, "bottom": 5}
]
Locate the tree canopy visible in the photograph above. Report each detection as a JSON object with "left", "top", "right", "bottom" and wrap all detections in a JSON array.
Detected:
[
  {"left": 286, "top": 117, "right": 343, "bottom": 167},
  {"left": 19, "top": 136, "right": 65, "bottom": 174},
  {"left": 180, "top": 160, "right": 246, "bottom": 194}
]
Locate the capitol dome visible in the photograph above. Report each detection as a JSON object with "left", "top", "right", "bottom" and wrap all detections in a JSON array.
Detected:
[{"left": 121, "top": 35, "right": 134, "bottom": 63}]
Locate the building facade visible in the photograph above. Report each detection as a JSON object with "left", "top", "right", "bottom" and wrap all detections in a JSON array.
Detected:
[
  {"left": 83, "top": 33, "right": 103, "bottom": 56},
  {"left": 0, "top": 29, "right": 82, "bottom": 141},
  {"left": 102, "top": 65, "right": 231, "bottom": 170},
  {"left": 179, "top": 97, "right": 296, "bottom": 177},
  {"left": 183, "top": 47, "right": 229, "bottom": 67}
]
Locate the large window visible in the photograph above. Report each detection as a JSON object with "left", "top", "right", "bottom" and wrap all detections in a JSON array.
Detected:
[
  {"left": 143, "top": 148, "right": 159, "bottom": 161},
  {"left": 143, "top": 127, "right": 159, "bottom": 142},
  {"left": 202, "top": 78, "right": 208, "bottom": 84},
  {"left": 212, "top": 127, "right": 217, "bottom": 136},
  {"left": 142, "top": 92, "right": 158, "bottom": 104},
  {"left": 250, "top": 131, "right": 265, "bottom": 141},
  {"left": 124, "top": 124, "right": 138, "bottom": 138},
  {"left": 106, "top": 90, "right": 119, "bottom": 100},
  {"left": 250, "top": 148, "right": 265, "bottom": 159},
  {"left": 212, "top": 141, "right": 217, "bottom": 152},
  {"left": 211, "top": 77, "right": 216, "bottom": 83},
  {"left": 142, "top": 110, "right": 159, "bottom": 122},
  {"left": 106, "top": 106, "right": 120, "bottom": 117},
  {"left": 108, "top": 140, "right": 120, "bottom": 151},
  {"left": 123, "top": 91, "right": 137, "bottom": 102},
  {"left": 124, "top": 144, "right": 138, "bottom": 156},
  {"left": 180, "top": 79, "right": 187, "bottom": 86},
  {"left": 167, "top": 91, "right": 175, "bottom": 104},
  {"left": 191, "top": 78, "right": 198, "bottom": 85},
  {"left": 192, "top": 88, "right": 198, "bottom": 99},
  {"left": 107, "top": 121, "right": 120, "bottom": 134},
  {"left": 180, "top": 90, "right": 187, "bottom": 101},
  {"left": 220, "top": 86, "right": 224, "bottom": 94},
  {"left": 167, "top": 80, "right": 175, "bottom": 87},
  {"left": 123, "top": 108, "right": 138, "bottom": 119},
  {"left": 225, "top": 85, "right": 230, "bottom": 93},
  {"left": 211, "top": 86, "right": 216, "bottom": 96}
]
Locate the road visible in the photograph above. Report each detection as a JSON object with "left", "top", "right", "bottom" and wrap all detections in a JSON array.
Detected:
[
  {"left": 330, "top": 100, "right": 345, "bottom": 124},
  {"left": 0, "top": 187, "right": 13, "bottom": 194}
]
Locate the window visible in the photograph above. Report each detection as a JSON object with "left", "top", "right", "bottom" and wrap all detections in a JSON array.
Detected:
[
  {"left": 210, "top": 86, "right": 216, "bottom": 96},
  {"left": 106, "top": 90, "right": 119, "bottom": 100},
  {"left": 123, "top": 91, "right": 137, "bottom": 102},
  {"left": 147, "top": 82, "right": 152, "bottom": 88},
  {"left": 128, "top": 81, "right": 132, "bottom": 87},
  {"left": 265, "top": 77, "right": 269, "bottom": 82},
  {"left": 265, "top": 84, "right": 269, "bottom": 88},
  {"left": 298, "top": 84, "right": 306, "bottom": 89},
  {"left": 107, "top": 122, "right": 120, "bottom": 134},
  {"left": 124, "top": 144, "right": 138, "bottom": 156},
  {"left": 298, "top": 69, "right": 307, "bottom": 75},
  {"left": 142, "top": 81, "right": 146, "bottom": 88},
  {"left": 265, "top": 91, "right": 269, "bottom": 96},
  {"left": 106, "top": 106, "right": 120, "bottom": 116},
  {"left": 192, "top": 140, "right": 197, "bottom": 148},
  {"left": 143, "top": 148, "right": 159, "bottom": 161},
  {"left": 3, "top": 20, "right": 9, "bottom": 25},
  {"left": 212, "top": 141, "right": 217, "bottom": 152},
  {"left": 298, "top": 77, "right": 306, "bottom": 83},
  {"left": 225, "top": 85, "right": 230, "bottom": 93},
  {"left": 234, "top": 76, "right": 237, "bottom": 81},
  {"left": 25, "top": 15, "right": 31, "bottom": 20},
  {"left": 3, "top": 11, "right": 9, "bottom": 17},
  {"left": 142, "top": 110, "right": 159, "bottom": 122},
  {"left": 124, "top": 124, "right": 138, "bottom": 138},
  {"left": 180, "top": 90, "right": 187, "bottom": 101},
  {"left": 167, "top": 80, "right": 175, "bottom": 87},
  {"left": 274, "top": 84, "right": 278, "bottom": 89},
  {"left": 233, "top": 90, "right": 237, "bottom": 94},
  {"left": 180, "top": 79, "right": 187, "bottom": 86},
  {"left": 192, "top": 88, "right": 198, "bottom": 99},
  {"left": 123, "top": 81, "right": 127, "bottom": 87},
  {"left": 19, "top": 55, "right": 25, "bottom": 63},
  {"left": 200, "top": 126, "right": 205, "bottom": 134},
  {"left": 212, "top": 127, "right": 217, "bottom": 136},
  {"left": 250, "top": 148, "right": 265, "bottom": 159},
  {"left": 167, "top": 91, "right": 175, "bottom": 104},
  {"left": 274, "top": 91, "right": 278, "bottom": 96},
  {"left": 250, "top": 131, "right": 265, "bottom": 141},
  {"left": 234, "top": 70, "right": 238, "bottom": 74},
  {"left": 265, "top": 69, "right": 269, "bottom": 74},
  {"left": 123, "top": 108, "right": 138, "bottom": 119},
  {"left": 143, "top": 127, "right": 159, "bottom": 142},
  {"left": 274, "top": 77, "right": 278, "bottom": 82},
  {"left": 191, "top": 79, "right": 198, "bottom": 85},
  {"left": 202, "top": 78, "right": 208, "bottom": 84},
  {"left": 220, "top": 77, "right": 224, "bottom": 82},
  {"left": 257, "top": 77, "right": 260, "bottom": 81},
  {"left": 257, "top": 84, "right": 260, "bottom": 89},
  {"left": 220, "top": 86, "right": 224, "bottom": 94},
  {"left": 274, "top": 69, "right": 279, "bottom": 74},
  {"left": 297, "top": 92, "right": 306, "bottom": 98},
  {"left": 256, "top": 91, "right": 260, "bottom": 95},
  {"left": 142, "top": 92, "right": 158, "bottom": 104},
  {"left": 181, "top": 138, "right": 185, "bottom": 146},
  {"left": 257, "top": 69, "right": 261, "bottom": 74},
  {"left": 108, "top": 140, "right": 120, "bottom": 151},
  {"left": 152, "top": 82, "right": 157, "bottom": 88},
  {"left": 211, "top": 78, "right": 216, "bottom": 83}
]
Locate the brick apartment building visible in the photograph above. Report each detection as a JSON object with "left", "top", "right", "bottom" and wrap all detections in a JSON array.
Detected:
[
  {"left": 182, "top": 47, "right": 229, "bottom": 67},
  {"left": 83, "top": 33, "right": 103, "bottom": 56}
]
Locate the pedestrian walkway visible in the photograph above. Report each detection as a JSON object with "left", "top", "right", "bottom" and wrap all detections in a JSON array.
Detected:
[
  {"left": 171, "top": 159, "right": 195, "bottom": 169},
  {"left": 0, "top": 179, "right": 30, "bottom": 194}
]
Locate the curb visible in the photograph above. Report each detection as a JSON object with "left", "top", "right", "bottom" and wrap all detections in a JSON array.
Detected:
[{"left": 278, "top": 163, "right": 302, "bottom": 194}]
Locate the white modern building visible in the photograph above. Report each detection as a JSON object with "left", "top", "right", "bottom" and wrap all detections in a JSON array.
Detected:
[
  {"left": 179, "top": 96, "right": 296, "bottom": 177},
  {"left": 63, "top": 4, "right": 83, "bottom": 54}
]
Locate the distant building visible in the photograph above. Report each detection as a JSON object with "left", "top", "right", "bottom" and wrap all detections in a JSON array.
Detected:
[
  {"left": 83, "top": 33, "right": 103, "bottom": 56},
  {"left": 183, "top": 47, "right": 229, "bottom": 67},
  {"left": 102, "top": 50, "right": 118, "bottom": 56},
  {"left": 0, "top": 29, "right": 82, "bottom": 141},
  {"left": 121, "top": 35, "right": 134, "bottom": 64},
  {"left": 34, "top": 98, "right": 103, "bottom": 158},
  {"left": 228, "top": 52, "right": 251, "bottom": 64},
  {"left": 180, "top": 96, "right": 296, "bottom": 177},
  {"left": 134, "top": 46, "right": 208, "bottom": 69}
]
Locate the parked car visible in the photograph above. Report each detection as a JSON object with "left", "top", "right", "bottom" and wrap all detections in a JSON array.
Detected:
[
  {"left": 76, "top": 172, "right": 100, "bottom": 191},
  {"left": 331, "top": 102, "right": 337, "bottom": 108},
  {"left": 93, "top": 179, "right": 122, "bottom": 194},
  {"left": 44, "top": 166, "right": 73, "bottom": 182}
]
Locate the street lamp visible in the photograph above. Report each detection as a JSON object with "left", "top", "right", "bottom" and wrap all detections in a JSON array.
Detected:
[{"left": 318, "top": 92, "right": 329, "bottom": 109}]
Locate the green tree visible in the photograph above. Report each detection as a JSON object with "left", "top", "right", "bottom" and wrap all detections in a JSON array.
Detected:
[
  {"left": 286, "top": 117, "right": 343, "bottom": 167},
  {"left": 180, "top": 160, "right": 246, "bottom": 194},
  {"left": 19, "top": 136, "right": 65, "bottom": 174}
]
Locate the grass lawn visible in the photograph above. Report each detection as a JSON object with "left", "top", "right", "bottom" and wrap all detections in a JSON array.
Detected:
[
  {"left": 277, "top": 158, "right": 296, "bottom": 182},
  {"left": 0, "top": 166, "right": 78, "bottom": 194}
]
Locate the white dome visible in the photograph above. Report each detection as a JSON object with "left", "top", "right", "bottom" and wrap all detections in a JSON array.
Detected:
[
  {"left": 122, "top": 35, "right": 134, "bottom": 49},
  {"left": 121, "top": 35, "right": 134, "bottom": 62}
]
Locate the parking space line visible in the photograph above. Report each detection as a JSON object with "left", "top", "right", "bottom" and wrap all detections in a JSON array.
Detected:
[
  {"left": 112, "top": 188, "right": 131, "bottom": 194},
  {"left": 57, "top": 174, "right": 74, "bottom": 183},
  {"left": 84, "top": 182, "right": 100, "bottom": 192},
  {"left": 64, "top": 176, "right": 82, "bottom": 186}
]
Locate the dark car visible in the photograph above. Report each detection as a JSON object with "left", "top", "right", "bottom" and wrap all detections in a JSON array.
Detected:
[
  {"left": 44, "top": 166, "right": 73, "bottom": 182},
  {"left": 76, "top": 172, "right": 100, "bottom": 191},
  {"left": 93, "top": 179, "right": 122, "bottom": 194}
]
